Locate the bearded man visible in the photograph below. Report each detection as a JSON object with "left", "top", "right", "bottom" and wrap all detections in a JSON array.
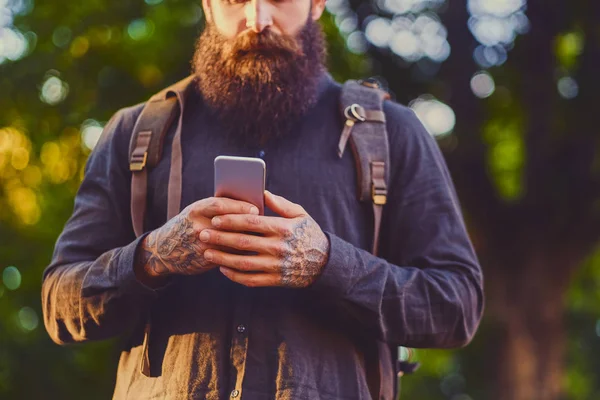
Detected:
[{"left": 41, "top": 0, "right": 484, "bottom": 398}]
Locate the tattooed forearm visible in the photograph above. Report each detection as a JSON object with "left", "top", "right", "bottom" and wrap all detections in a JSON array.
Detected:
[
  {"left": 140, "top": 214, "right": 212, "bottom": 277},
  {"left": 280, "top": 217, "right": 329, "bottom": 288}
]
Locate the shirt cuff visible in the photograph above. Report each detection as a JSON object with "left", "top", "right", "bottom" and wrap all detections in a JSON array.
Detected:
[
  {"left": 310, "top": 232, "right": 356, "bottom": 296},
  {"left": 119, "top": 233, "right": 167, "bottom": 302}
]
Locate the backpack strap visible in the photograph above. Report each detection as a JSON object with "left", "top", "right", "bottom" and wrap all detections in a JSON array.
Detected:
[
  {"left": 339, "top": 79, "right": 392, "bottom": 400},
  {"left": 340, "top": 80, "right": 421, "bottom": 400},
  {"left": 128, "top": 75, "right": 195, "bottom": 237},
  {"left": 339, "top": 79, "right": 390, "bottom": 257},
  {"left": 127, "top": 76, "right": 195, "bottom": 378}
]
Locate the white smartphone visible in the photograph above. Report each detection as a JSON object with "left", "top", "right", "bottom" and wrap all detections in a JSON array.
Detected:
[{"left": 214, "top": 155, "right": 266, "bottom": 215}]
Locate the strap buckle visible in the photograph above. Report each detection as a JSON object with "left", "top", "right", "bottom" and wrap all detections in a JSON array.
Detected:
[
  {"left": 130, "top": 151, "right": 148, "bottom": 172},
  {"left": 344, "top": 104, "right": 366, "bottom": 122},
  {"left": 360, "top": 78, "right": 381, "bottom": 89},
  {"left": 372, "top": 185, "right": 387, "bottom": 205},
  {"left": 371, "top": 161, "right": 387, "bottom": 205}
]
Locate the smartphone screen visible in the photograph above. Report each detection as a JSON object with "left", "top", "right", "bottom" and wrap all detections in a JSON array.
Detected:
[{"left": 214, "top": 156, "right": 266, "bottom": 215}]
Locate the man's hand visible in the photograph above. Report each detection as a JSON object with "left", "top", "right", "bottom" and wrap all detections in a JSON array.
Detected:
[
  {"left": 135, "top": 197, "right": 259, "bottom": 283},
  {"left": 199, "top": 191, "right": 330, "bottom": 288}
]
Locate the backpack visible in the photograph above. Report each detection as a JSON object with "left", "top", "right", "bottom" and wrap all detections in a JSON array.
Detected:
[{"left": 127, "top": 76, "right": 418, "bottom": 399}]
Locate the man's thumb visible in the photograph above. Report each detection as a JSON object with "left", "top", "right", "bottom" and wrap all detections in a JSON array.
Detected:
[{"left": 264, "top": 190, "right": 304, "bottom": 218}]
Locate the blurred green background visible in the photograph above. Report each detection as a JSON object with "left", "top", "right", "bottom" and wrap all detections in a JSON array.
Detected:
[{"left": 1, "top": 0, "right": 600, "bottom": 399}]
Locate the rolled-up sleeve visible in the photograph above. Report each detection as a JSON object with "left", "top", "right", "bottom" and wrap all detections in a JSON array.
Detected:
[
  {"left": 312, "top": 104, "right": 484, "bottom": 349},
  {"left": 41, "top": 104, "right": 156, "bottom": 345}
]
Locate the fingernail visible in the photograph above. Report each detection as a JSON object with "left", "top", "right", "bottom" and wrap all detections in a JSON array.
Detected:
[
  {"left": 199, "top": 230, "right": 210, "bottom": 242},
  {"left": 204, "top": 251, "right": 213, "bottom": 261},
  {"left": 212, "top": 217, "right": 221, "bottom": 227},
  {"left": 250, "top": 206, "right": 259, "bottom": 215}
]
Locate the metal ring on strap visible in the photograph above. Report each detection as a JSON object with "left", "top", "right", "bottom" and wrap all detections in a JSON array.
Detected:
[{"left": 344, "top": 103, "right": 366, "bottom": 122}]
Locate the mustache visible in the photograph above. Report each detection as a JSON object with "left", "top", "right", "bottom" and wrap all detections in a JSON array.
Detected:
[{"left": 225, "top": 29, "right": 304, "bottom": 59}]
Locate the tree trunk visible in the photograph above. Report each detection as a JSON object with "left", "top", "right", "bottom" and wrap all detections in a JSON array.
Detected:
[
  {"left": 483, "top": 248, "right": 575, "bottom": 400},
  {"left": 492, "top": 302, "right": 565, "bottom": 400}
]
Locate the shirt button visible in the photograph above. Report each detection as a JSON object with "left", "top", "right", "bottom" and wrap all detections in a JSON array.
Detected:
[
  {"left": 237, "top": 324, "right": 246, "bottom": 333},
  {"left": 230, "top": 389, "right": 240, "bottom": 398},
  {"left": 258, "top": 150, "right": 265, "bottom": 159}
]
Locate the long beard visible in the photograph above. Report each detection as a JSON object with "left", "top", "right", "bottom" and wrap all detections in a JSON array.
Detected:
[{"left": 191, "top": 18, "right": 326, "bottom": 145}]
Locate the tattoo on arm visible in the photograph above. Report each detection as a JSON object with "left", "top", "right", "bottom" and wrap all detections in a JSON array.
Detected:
[
  {"left": 280, "top": 218, "right": 329, "bottom": 288},
  {"left": 141, "top": 215, "right": 211, "bottom": 276}
]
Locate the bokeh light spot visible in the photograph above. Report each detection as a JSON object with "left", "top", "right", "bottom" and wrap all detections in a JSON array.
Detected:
[
  {"left": 365, "top": 17, "right": 393, "bottom": 48},
  {"left": 339, "top": 15, "right": 358, "bottom": 34},
  {"left": 468, "top": 0, "right": 528, "bottom": 66},
  {"left": 18, "top": 307, "right": 39, "bottom": 331},
  {"left": 52, "top": 26, "right": 72, "bottom": 48},
  {"left": 557, "top": 77, "right": 578, "bottom": 99},
  {"left": 390, "top": 30, "right": 420, "bottom": 61},
  {"left": 8, "top": 187, "right": 40, "bottom": 224},
  {"left": 346, "top": 31, "right": 368, "bottom": 54},
  {"left": 556, "top": 31, "right": 583, "bottom": 68},
  {"left": 325, "top": 0, "right": 349, "bottom": 15},
  {"left": 40, "top": 76, "right": 69, "bottom": 105},
  {"left": 380, "top": 0, "right": 445, "bottom": 15},
  {"left": 3, "top": 266, "right": 22, "bottom": 290},
  {"left": 41, "top": 142, "right": 60, "bottom": 166},
  {"left": 138, "top": 64, "right": 163, "bottom": 87},
  {"left": 180, "top": 4, "right": 203, "bottom": 26},
  {"left": 0, "top": 27, "right": 29, "bottom": 61},
  {"left": 127, "top": 19, "right": 155, "bottom": 41},
  {"left": 70, "top": 36, "right": 90, "bottom": 58},
  {"left": 89, "top": 25, "right": 113, "bottom": 46},
  {"left": 410, "top": 96, "right": 456, "bottom": 137},
  {"left": 10, "top": 0, "right": 35, "bottom": 16},
  {"left": 23, "top": 165, "right": 42, "bottom": 188},
  {"left": 81, "top": 120, "right": 104, "bottom": 151},
  {"left": 473, "top": 44, "right": 507, "bottom": 67},
  {"left": 10, "top": 147, "right": 29, "bottom": 170},
  {"left": 471, "top": 71, "right": 496, "bottom": 98},
  {"left": 440, "top": 372, "right": 466, "bottom": 397}
]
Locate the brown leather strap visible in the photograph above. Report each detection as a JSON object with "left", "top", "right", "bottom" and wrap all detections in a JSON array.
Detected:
[
  {"left": 167, "top": 91, "right": 186, "bottom": 220},
  {"left": 370, "top": 161, "right": 387, "bottom": 256},
  {"left": 338, "top": 120, "right": 355, "bottom": 158},
  {"left": 130, "top": 131, "right": 152, "bottom": 237},
  {"left": 364, "top": 110, "right": 386, "bottom": 123},
  {"left": 372, "top": 203, "right": 383, "bottom": 257}
]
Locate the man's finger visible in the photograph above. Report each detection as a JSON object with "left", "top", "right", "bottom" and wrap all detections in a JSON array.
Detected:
[
  {"left": 219, "top": 267, "right": 280, "bottom": 288},
  {"left": 212, "top": 214, "right": 292, "bottom": 237},
  {"left": 203, "top": 249, "right": 277, "bottom": 273},
  {"left": 199, "top": 229, "right": 282, "bottom": 255},
  {"left": 264, "top": 191, "right": 305, "bottom": 218},
  {"left": 192, "top": 197, "right": 259, "bottom": 218}
]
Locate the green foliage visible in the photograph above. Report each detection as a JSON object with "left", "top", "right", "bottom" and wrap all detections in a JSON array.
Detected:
[
  {"left": 483, "top": 116, "right": 525, "bottom": 201},
  {"left": 555, "top": 31, "right": 584, "bottom": 70},
  {"left": 564, "top": 247, "right": 600, "bottom": 400},
  {"left": 400, "top": 350, "right": 459, "bottom": 399}
]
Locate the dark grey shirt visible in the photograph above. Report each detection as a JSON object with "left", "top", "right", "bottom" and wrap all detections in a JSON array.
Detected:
[{"left": 42, "top": 75, "right": 483, "bottom": 400}]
